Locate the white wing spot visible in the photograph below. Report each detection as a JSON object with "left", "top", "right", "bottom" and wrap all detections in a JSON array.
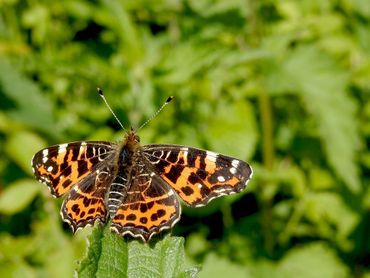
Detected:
[
  {"left": 79, "top": 144, "right": 85, "bottom": 154},
  {"left": 58, "top": 143, "right": 68, "bottom": 154},
  {"left": 197, "top": 183, "right": 203, "bottom": 189},
  {"left": 183, "top": 150, "right": 188, "bottom": 157},
  {"left": 47, "top": 166, "right": 53, "bottom": 172},
  {"left": 206, "top": 151, "right": 217, "bottom": 162},
  {"left": 217, "top": 176, "right": 225, "bottom": 182},
  {"left": 231, "top": 159, "right": 240, "bottom": 168},
  {"left": 230, "top": 167, "right": 237, "bottom": 174},
  {"left": 42, "top": 156, "right": 48, "bottom": 163}
]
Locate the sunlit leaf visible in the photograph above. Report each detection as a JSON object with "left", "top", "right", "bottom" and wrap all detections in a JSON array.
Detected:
[
  {"left": 78, "top": 225, "right": 198, "bottom": 277},
  {"left": 199, "top": 253, "right": 250, "bottom": 278},
  {"left": 0, "top": 261, "right": 36, "bottom": 278},
  {"left": 158, "top": 42, "right": 224, "bottom": 85},
  {"left": 0, "top": 234, "right": 35, "bottom": 258},
  {"left": 0, "top": 60, "right": 56, "bottom": 134},
  {"left": 309, "top": 167, "right": 335, "bottom": 190},
  {"left": 0, "top": 179, "right": 41, "bottom": 215},
  {"left": 4, "top": 131, "right": 46, "bottom": 174},
  {"left": 206, "top": 100, "right": 258, "bottom": 160},
  {"left": 277, "top": 243, "right": 350, "bottom": 277},
  {"left": 304, "top": 192, "right": 359, "bottom": 250}
]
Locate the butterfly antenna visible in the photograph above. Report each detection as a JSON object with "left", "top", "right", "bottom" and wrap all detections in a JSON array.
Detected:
[
  {"left": 97, "top": 88, "right": 126, "bottom": 131},
  {"left": 137, "top": 96, "right": 174, "bottom": 131}
]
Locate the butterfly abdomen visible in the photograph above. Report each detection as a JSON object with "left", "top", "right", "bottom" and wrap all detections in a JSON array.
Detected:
[{"left": 107, "top": 138, "right": 137, "bottom": 217}]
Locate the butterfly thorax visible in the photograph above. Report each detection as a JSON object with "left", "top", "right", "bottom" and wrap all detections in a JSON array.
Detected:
[
  {"left": 119, "top": 130, "right": 140, "bottom": 167},
  {"left": 123, "top": 130, "right": 140, "bottom": 150}
]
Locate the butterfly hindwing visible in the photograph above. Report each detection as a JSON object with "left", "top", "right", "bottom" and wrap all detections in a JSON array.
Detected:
[
  {"left": 61, "top": 165, "right": 116, "bottom": 232},
  {"left": 143, "top": 144, "right": 253, "bottom": 207},
  {"left": 32, "top": 142, "right": 116, "bottom": 197},
  {"left": 111, "top": 159, "right": 180, "bottom": 241}
]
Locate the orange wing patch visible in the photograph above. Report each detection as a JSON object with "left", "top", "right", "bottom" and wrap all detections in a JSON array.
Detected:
[{"left": 62, "top": 189, "right": 106, "bottom": 232}]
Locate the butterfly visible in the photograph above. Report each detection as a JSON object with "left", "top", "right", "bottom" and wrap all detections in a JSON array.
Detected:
[{"left": 31, "top": 93, "right": 253, "bottom": 241}]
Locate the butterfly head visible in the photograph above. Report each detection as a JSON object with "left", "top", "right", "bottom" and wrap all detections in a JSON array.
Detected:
[{"left": 124, "top": 129, "right": 140, "bottom": 149}]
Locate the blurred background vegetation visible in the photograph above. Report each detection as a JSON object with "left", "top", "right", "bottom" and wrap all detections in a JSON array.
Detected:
[{"left": 0, "top": 0, "right": 369, "bottom": 277}]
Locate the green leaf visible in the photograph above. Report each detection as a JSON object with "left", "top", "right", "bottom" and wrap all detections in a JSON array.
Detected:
[
  {"left": 0, "top": 234, "right": 35, "bottom": 259},
  {"left": 188, "top": 0, "right": 247, "bottom": 17},
  {"left": 199, "top": 253, "right": 250, "bottom": 278},
  {"left": 364, "top": 186, "right": 370, "bottom": 210},
  {"left": 304, "top": 192, "right": 359, "bottom": 250},
  {"left": 207, "top": 100, "right": 258, "bottom": 160},
  {"left": 309, "top": 167, "right": 335, "bottom": 190},
  {"left": 78, "top": 226, "right": 104, "bottom": 277},
  {"left": 277, "top": 243, "right": 350, "bottom": 278},
  {"left": 4, "top": 131, "right": 46, "bottom": 174},
  {"left": 0, "top": 261, "right": 36, "bottom": 278},
  {"left": 100, "top": 0, "right": 141, "bottom": 62},
  {"left": 158, "top": 42, "right": 225, "bottom": 85},
  {"left": 96, "top": 227, "right": 128, "bottom": 277},
  {"left": 352, "top": 0, "right": 370, "bottom": 17},
  {"left": 0, "top": 59, "right": 56, "bottom": 134},
  {"left": 31, "top": 209, "right": 75, "bottom": 278},
  {"left": 0, "top": 179, "right": 41, "bottom": 215},
  {"left": 78, "top": 225, "right": 197, "bottom": 278}
]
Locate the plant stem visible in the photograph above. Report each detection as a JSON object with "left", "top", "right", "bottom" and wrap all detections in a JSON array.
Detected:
[
  {"left": 247, "top": 0, "right": 276, "bottom": 256},
  {"left": 258, "top": 89, "right": 275, "bottom": 255}
]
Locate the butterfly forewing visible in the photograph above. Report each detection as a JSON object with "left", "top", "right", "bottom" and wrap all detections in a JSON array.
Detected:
[
  {"left": 32, "top": 142, "right": 117, "bottom": 197},
  {"left": 143, "top": 144, "right": 253, "bottom": 207}
]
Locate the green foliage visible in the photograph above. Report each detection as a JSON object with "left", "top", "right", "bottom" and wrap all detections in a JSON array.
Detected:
[
  {"left": 267, "top": 46, "right": 360, "bottom": 192},
  {"left": 0, "top": 179, "right": 40, "bottom": 215},
  {"left": 0, "top": 60, "right": 56, "bottom": 134},
  {"left": 0, "top": 0, "right": 369, "bottom": 277},
  {"left": 199, "top": 253, "right": 249, "bottom": 278},
  {"left": 276, "top": 243, "right": 350, "bottom": 278},
  {"left": 78, "top": 225, "right": 198, "bottom": 278}
]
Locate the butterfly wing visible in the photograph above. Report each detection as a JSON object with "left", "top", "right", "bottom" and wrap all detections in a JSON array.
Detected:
[
  {"left": 111, "top": 158, "right": 180, "bottom": 241},
  {"left": 142, "top": 144, "right": 253, "bottom": 207},
  {"left": 32, "top": 141, "right": 119, "bottom": 232},
  {"left": 61, "top": 165, "right": 116, "bottom": 232},
  {"left": 32, "top": 141, "right": 117, "bottom": 197}
]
